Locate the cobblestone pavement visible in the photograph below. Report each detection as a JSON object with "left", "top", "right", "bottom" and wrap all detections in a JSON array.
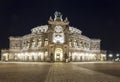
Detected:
[
  {"left": 45, "top": 63, "right": 120, "bottom": 82},
  {"left": 0, "top": 62, "right": 51, "bottom": 82},
  {"left": 0, "top": 62, "right": 120, "bottom": 82}
]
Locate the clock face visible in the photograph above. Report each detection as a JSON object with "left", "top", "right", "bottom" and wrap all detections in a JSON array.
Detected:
[{"left": 54, "top": 26, "right": 63, "bottom": 33}]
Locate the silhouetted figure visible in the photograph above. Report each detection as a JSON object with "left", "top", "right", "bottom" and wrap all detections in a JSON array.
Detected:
[
  {"left": 64, "top": 53, "right": 68, "bottom": 62},
  {"left": 50, "top": 53, "right": 54, "bottom": 62}
]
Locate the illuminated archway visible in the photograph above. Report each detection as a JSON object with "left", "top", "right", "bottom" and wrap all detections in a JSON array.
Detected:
[{"left": 55, "top": 48, "right": 63, "bottom": 61}]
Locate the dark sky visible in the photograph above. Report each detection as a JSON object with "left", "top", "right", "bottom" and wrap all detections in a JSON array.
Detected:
[{"left": 0, "top": 0, "right": 119, "bottom": 52}]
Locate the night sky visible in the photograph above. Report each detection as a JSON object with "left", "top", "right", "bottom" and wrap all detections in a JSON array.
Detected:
[{"left": 0, "top": 0, "right": 119, "bottom": 53}]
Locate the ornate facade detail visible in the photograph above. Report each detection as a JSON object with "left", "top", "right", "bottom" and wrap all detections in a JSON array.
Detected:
[{"left": 1, "top": 12, "right": 106, "bottom": 62}]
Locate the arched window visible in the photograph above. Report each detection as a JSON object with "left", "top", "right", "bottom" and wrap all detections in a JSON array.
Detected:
[
  {"left": 38, "top": 39, "right": 42, "bottom": 47},
  {"left": 44, "top": 38, "right": 48, "bottom": 46}
]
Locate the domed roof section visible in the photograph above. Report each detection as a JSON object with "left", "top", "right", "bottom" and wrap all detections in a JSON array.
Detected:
[
  {"left": 31, "top": 25, "right": 82, "bottom": 35},
  {"left": 69, "top": 26, "right": 82, "bottom": 34},
  {"left": 31, "top": 25, "right": 48, "bottom": 34}
]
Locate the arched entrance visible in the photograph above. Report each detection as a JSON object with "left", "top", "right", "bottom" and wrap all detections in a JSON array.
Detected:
[{"left": 55, "top": 48, "right": 63, "bottom": 61}]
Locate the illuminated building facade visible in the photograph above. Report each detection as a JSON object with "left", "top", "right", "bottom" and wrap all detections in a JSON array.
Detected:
[{"left": 1, "top": 12, "right": 106, "bottom": 62}]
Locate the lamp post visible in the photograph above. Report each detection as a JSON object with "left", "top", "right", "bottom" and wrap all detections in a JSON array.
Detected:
[
  {"left": 116, "top": 54, "right": 119, "bottom": 57},
  {"left": 116, "top": 54, "right": 120, "bottom": 62}
]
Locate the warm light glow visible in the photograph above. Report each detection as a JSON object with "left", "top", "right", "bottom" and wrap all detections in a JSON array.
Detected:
[
  {"left": 116, "top": 54, "right": 119, "bottom": 57},
  {"left": 71, "top": 52, "right": 96, "bottom": 61},
  {"left": 3, "top": 53, "right": 8, "bottom": 56},
  {"left": 55, "top": 48, "right": 63, "bottom": 61},
  {"left": 53, "top": 33, "right": 64, "bottom": 43},
  {"left": 109, "top": 54, "right": 113, "bottom": 57},
  {"left": 53, "top": 26, "right": 64, "bottom": 44}
]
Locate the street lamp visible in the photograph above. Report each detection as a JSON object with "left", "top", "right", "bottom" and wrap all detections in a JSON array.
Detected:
[
  {"left": 116, "top": 54, "right": 119, "bottom": 57},
  {"left": 109, "top": 54, "right": 113, "bottom": 57},
  {"left": 108, "top": 54, "right": 113, "bottom": 61},
  {"left": 115, "top": 54, "right": 120, "bottom": 62}
]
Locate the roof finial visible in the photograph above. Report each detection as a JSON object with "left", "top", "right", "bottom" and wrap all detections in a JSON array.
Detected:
[
  {"left": 49, "top": 16, "right": 53, "bottom": 21},
  {"left": 64, "top": 17, "right": 68, "bottom": 22}
]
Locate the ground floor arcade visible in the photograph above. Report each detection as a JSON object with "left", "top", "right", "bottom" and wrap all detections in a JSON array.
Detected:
[{"left": 1, "top": 48, "right": 106, "bottom": 62}]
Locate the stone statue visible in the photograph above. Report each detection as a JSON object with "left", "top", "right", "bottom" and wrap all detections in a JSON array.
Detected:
[
  {"left": 54, "top": 11, "right": 62, "bottom": 17},
  {"left": 54, "top": 11, "right": 63, "bottom": 21}
]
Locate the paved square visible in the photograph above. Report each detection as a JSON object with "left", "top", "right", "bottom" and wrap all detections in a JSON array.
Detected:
[
  {"left": 0, "top": 62, "right": 120, "bottom": 82},
  {"left": 0, "top": 62, "right": 51, "bottom": 82}
]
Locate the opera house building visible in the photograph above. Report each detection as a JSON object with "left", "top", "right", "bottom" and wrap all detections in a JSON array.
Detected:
[{"left": 1, "top": 12, "right": 106, "bottom": 62}]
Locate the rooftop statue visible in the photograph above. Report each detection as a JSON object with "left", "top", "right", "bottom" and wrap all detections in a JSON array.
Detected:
[
  {"left": 54, "top": 11, "right": 63, "bottom": 21},
  {"left": 54, "top": 11, "right": 62, "bottom": 17}
]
